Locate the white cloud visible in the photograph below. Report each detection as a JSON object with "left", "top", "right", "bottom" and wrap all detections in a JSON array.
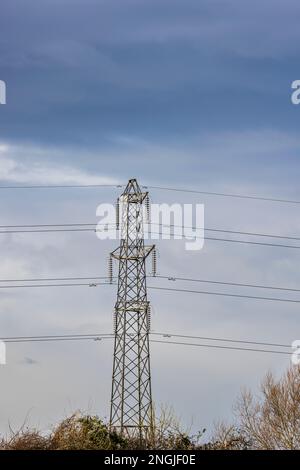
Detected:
[{"left": 0, "top": 142, "right": 119, "bottom": 185}]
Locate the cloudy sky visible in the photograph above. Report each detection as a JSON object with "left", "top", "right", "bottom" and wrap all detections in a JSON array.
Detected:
[{"left": 0, "top": 0, "right": 300, "bottom": 439}]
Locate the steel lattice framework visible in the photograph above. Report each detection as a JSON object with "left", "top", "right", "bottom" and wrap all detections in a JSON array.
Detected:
[{"left": 109, "top": 179, "right": 154, "bottom": 439}]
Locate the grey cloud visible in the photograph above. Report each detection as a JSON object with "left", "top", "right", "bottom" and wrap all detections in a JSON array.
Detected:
[
  {"left": 1, "top": 0, "right": 300, "bottom": 59},
  {"left": 1, "top": 0, "right": 299, "bottom": 146}
]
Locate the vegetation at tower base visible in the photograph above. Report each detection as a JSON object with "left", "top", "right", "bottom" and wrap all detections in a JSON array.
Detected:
[
  {"left": 0, "top": 365, "right": 299, "bottom": 450},
  {"left": 0, "top": 410, "right": 204, "bottom": 450}
]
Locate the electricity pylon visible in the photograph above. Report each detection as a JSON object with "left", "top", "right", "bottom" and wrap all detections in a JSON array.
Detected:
[{"left": 109, "top": 179, "right": 155, "bottom": 440}]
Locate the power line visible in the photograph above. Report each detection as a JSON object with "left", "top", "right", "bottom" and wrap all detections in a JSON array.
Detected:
[
  {"left": 0, "top": 281, "right": 114, "bottom": 289},
  {"left": 150, "top": 339, "right": 291, "bottom": 356},
  {"left": 143, "top": 185, "right": 300, "bottom": 205},
  {"left": 0, "top": 228, "right": 95, "bottom": 234},
  {"left": 0, "top": 277, "right": 298, "bottom": 304},
  {"left": 0, "top": 279, "right": 299, "bottom": 303},
  {"left": 0, "top": 331, "right": 291, "bottom": 349},
  {"left": 156, "top": 275, "right": 300, "bottom": 293},
  {"left": 0, "top": 223, "right": 97, "bottom": 228},
  {"left": 148, "top": 286, "right": 300, "bottom": 304},
  {"left": 1, "top": 226, "right": 299, "bottom": 250},
  {"left": 156, "top": 223, "right": 300, "bottom": 242},
  {"left": 0, "top": 223, "right": 103, "bottom": 229},
  {"left": 150, "top": 230, "right": 300, "bottom": 250},
  {"left": 0, "top": 182, "right": 298, "bottom": 205},
  {"left": 2, "top": 336, "right": 113, "bottom": 343},
  {"left": 0, "top": 184, "right": 122, "bottom": 189},
  {"left": 0, "top": 274, "right": 298, "bottom": 294},
  {"left": 0, "top": 276, "right": 110, "bottom": 283},
  {"left": 0, "top": 333, "right": 291, "bottom": 356},
  {"left": 202, "top": 236, "right": 300, "bottom": 250},
  {"left": 151, "top": 332, "right": 291, "bottom": 348},
  {"left": 0, "top": 221, "right": 299, "bottom": 242},
  {"left": 0, "top": 333, "right": 113, "bottom": 340}
]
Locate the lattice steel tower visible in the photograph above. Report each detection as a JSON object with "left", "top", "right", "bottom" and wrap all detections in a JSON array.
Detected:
[{"left": 109, "top": 179, "right": 155, "bottom": 439}]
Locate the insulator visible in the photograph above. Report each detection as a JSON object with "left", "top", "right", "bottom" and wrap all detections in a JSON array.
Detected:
[
  {"left": 145, "top": 194, "right": 150, "bottom": 223},
  {"left": 146, "top": 305, "right": 151, "bottom": 332},
  {"left": 108, "top": 256, "right": 113, "bottom": 284},
  {"left": 113, "top": 312, "right": 117, "bottom": 333},
  {"left": 116, "top": 198, "right": 120, "bottom": 230},
  {"left": 152, "top": 248, "right": 157, "bottom": 277}
]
